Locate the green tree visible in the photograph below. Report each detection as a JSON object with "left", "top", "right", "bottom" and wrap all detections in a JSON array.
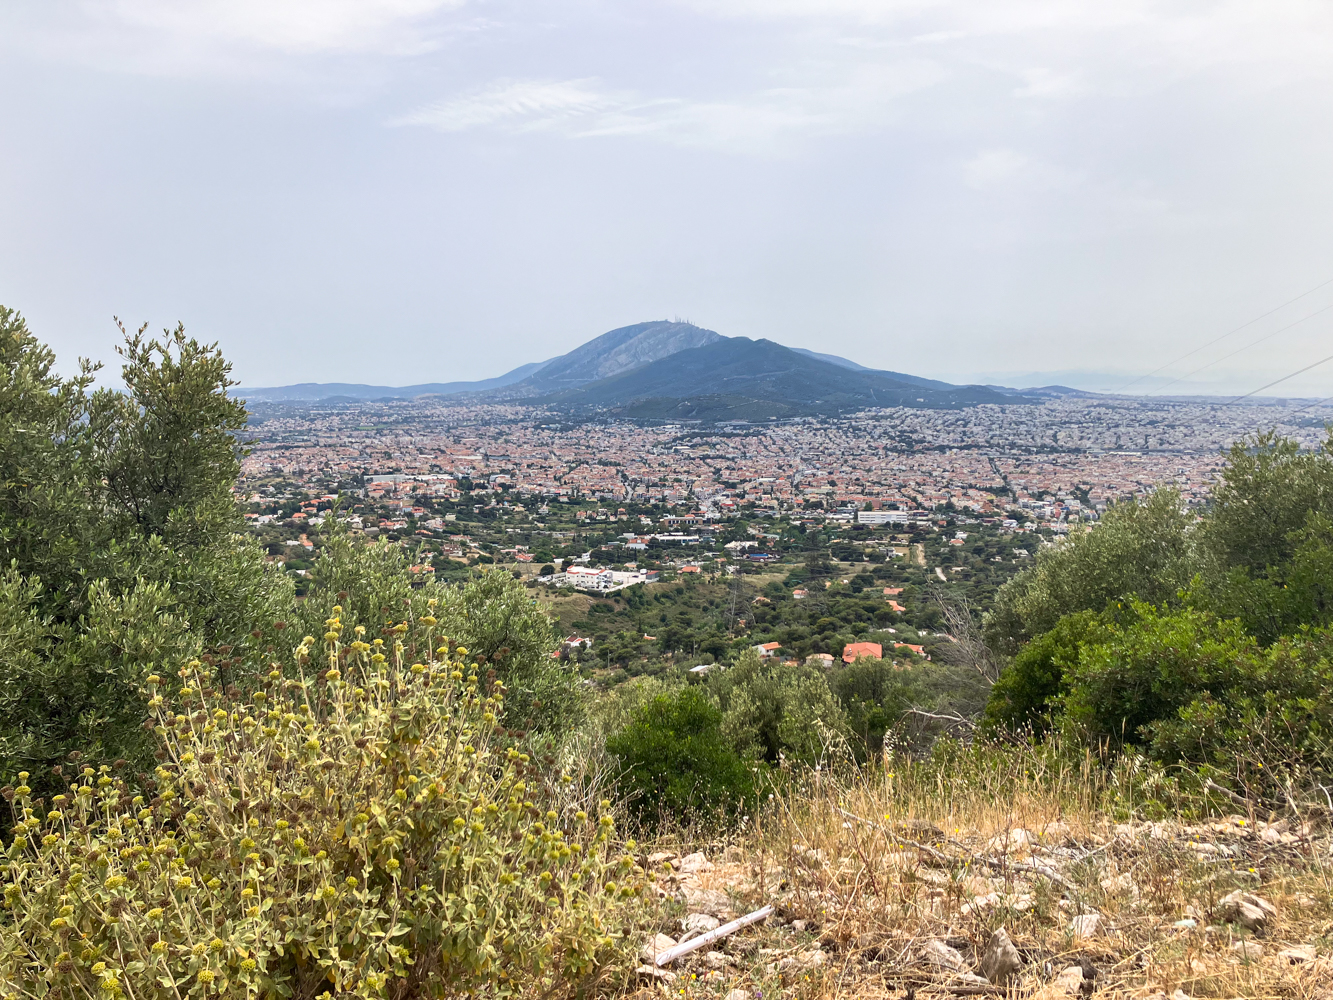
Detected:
[
  {"left": 606, "top": 687, "right": 756, "bottom": 828},
  {"left": 982, "top": 610, "right": 1105, "bottom": 736},
  {"left": 983, "top": 488, "right": 1194, "bottom": 654},
  {"left": 709, "top": 651, "right": 847, "bottom": 765},
  {"left": 1058, "top": 600, "right": 1333, "bottom": 772},
  {"left": 0, "top": 308, "right": 292, "bottom": 788}
]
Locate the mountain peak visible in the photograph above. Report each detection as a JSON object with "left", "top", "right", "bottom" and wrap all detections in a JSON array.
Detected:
[{"left": 522, "top": 321, "right": 722, "bottom": 388}]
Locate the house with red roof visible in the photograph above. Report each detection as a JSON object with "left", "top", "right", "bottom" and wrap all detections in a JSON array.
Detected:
[{"left": 842, "top": 642, "right": 882, "bottom": 663}]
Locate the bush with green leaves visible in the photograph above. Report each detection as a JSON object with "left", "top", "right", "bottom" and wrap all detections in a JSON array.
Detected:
[
  {"left": 708, "top": 651, "right": 847, "bottom": 766},
  {"left": 0, "top": 306, "right": 293, "bottom": 792},
  {"left": 983, "top": 487, "right": 1193, "bottom": 655},
  {"left": 1062, "top": 600, "right": 1333, "bottom": 773},
  {"left": 832, "top": 656, "right": 992, "bottom": 759},
  {"left": 983, "top": 431, "right": 1333, "bottom": 781},
  {"left": 606, "top": 687, "right": 756, "bottom": 829},
  {"left": 296, "top": 542, "right": 577, "bottom": 736},
  {"left": 981, "top": 610, "right": 1105, "bottom": 738},
  {"left": 1, "top": 603, "right": 648, "bottom": 998}
]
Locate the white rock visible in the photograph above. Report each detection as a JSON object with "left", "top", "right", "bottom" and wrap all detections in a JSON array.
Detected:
[
  {"left": 1054, "top": 965, "right": 1085, "bottom": 994},
  {"left": 920, "top": 939, "right": 968, "bottom": 972},
  {"left": 987, "top": 828, "right": 1037, "bottom": 854},
  {"left": 1038, "top": 820, "right": 1071, "bottom": 841},
  {"left": 961, "top": 890, "right": 1001, "bottom": 916},
  {"left": 648, "top": 851, "right": 679, "bottom": 867},
  {"left": 1278, "top": 945, "right": 1316, "bottom": 964},
  {"left": 1172, "top": 918, "right": 1197, "bottom": 930},
  {"left": 681, "top": 913, "right": 720, "bottom": 935},
  {"left": 979, "top": 927, "right": 1022, "bottom": 986},
  {"left": 702, "top": 951, "right": 730, "bottom": 970},
  {"left": 952, "top": 972, "right": 992, "bottom": 987},
  {"left": 790, "top": 844, "right": 827, "bottom": 866},
  {"left": 778, "top": 949, "right": 825, "bottom": 973},
  {"left": 640, "top": 933, "right": 677, "bottom": 964},
  {"left": 1231, "top": 939, "right": 1263, "bottom": 960},
  {"left": 1260, "top": 826, "right": 1282, "bottom": 844},
  {"left": 1100, "top": 873, "right": 1138, "bottom": 896},
  {"left": 725, "top": 991, "right": 751, "bottom": 1000},
  {"left": 680, "top": 885, "right": 731, "bottom": 916},
  {"left": 1070, "top": 913, "right": 1102, "bottom": 939},
  {"left": 678, "top": 852, "right": 713, "bottom": 874},
  {"left": 635, "top": 964, "right": 677, "bottom": 984},
  {"left": 1217, "top": 890, "right": 1277, "bottom": 931}
]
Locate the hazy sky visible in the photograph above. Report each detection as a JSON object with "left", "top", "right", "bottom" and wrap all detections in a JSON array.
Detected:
[{"left": 4, "top": 1, "right": 1333, "bottom": 395}]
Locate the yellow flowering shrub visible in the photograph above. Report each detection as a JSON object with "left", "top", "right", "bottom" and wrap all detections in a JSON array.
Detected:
[{"left": 1, "top": 604, "right": 648, "bottom": 998}]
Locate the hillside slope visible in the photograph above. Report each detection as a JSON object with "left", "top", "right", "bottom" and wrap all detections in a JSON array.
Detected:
[
  {"left": 541, "top": 337, "right": 1015, "bottom": 419},
  {"left": 239, "top": 360, "right": 551, "bottom": 402},
  {"left": 516, "top": 321, "right": 723, "bottom": 390}
]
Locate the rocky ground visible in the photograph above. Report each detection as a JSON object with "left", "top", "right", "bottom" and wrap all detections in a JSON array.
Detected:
[{"left": 620, "top": 809, "right": 1331, "bottom": 1000}]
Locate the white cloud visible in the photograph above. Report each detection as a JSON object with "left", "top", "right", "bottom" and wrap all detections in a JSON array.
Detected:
[
  {"left": 102, "top": 0, "right": 464, "bottom": 56},
  {"left": 394, "top": 57, "right": 947, "bottom": 153},
  {"left": 393, "top": 79, "right": 625, "bottom": 132}
]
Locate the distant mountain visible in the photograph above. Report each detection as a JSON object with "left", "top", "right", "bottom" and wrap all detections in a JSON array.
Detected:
[
  {"left": 790, "top": 348, "right": 869, "bottom": 371},
  {"left": 538, "top": 337, "right": 1015, "bottom": 420},
  {"left": 241, "top": 320, "right": 1020, "bottom": 419},
  {"left": 788, "top": 348, "right": 955, "bottom": 391},
  {"left": 239, "top": 359, "right": 551, "bottom": 402},
  {"left": 240, "top": 321, "right": 720, "bottom": 403},
  {"left": 517, "top": 321, "right": 723, "bottom": 390}
]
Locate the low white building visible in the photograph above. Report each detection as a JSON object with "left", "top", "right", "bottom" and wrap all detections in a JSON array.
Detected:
[{"left": 550, "top": 566, "right": 658, "bottom": 593}]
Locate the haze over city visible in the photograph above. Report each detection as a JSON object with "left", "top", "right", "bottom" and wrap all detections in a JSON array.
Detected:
[{"left": 4, "top": 2, "right": 1333, "bottom": 395}]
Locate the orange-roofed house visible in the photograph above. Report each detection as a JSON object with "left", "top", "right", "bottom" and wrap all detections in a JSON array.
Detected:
[
  {"left": 842, "top": 642, "right": 882, "bottom": 663},
  {"left": 883, "top": 587, "right": 904, "bottom": 596},
  {"left": 894, "top": 642, "right": 929, "bottom": 660},
  {"left": 887, "top": 600, "right": 906, "bottom": 613},
  {"left": 753, "top": 641, "right": 781, "bottom": 658}
]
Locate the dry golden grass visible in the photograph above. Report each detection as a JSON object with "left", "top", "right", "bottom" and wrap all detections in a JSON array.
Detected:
[{"left": 618, "top": 746, "right": 1333, "bottom": 1000}]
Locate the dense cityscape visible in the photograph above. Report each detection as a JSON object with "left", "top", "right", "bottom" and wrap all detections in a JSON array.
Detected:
[
  {"left": 234, "top": 393, "right": 1333, "bottom": 682},
  {"left": 240, "top": 394, "right": 1328, "bottom": 526}
]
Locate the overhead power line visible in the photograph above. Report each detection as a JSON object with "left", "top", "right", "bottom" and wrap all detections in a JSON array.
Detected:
[
  {"left": 1147, "top": 300, "right": 1333, "bottom": 396},
  {"left": 1227, "top": 349, "right": 1333, "bottom": 404},
  {"left": 1114, "top": 274, "right": 1333, "bottom": 395}
]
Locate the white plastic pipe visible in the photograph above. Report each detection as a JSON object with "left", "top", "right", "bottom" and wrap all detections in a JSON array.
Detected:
[{"left": 654, "top": 904, "right": 775, "bottom": 966}]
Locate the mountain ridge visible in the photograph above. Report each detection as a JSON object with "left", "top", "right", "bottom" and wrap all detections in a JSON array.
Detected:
[
  {"left": 240, "top": 320, "right": 1022, "bottom": 417},
  {"left": 534, "top": 337, "right": 1015, "bottom": 419}
]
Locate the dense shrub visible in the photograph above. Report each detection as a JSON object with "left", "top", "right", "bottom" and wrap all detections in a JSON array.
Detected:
[
  {"left": 833, "top": 657, "right": 992, "bottom": 759},
  {"left": 298, "top": 543, "right": 576, "bottom": 737},
  {"left": 983, "top": 487, "right": 1193, "bottom": 654},
  {"left": 708, "top": 651, "right": 846, "bottom": 765},
  {"left": 606, "top": 687, "right": 756, "bottom": 829},
  {"left": 1063, "top": 601, "right": 1333, "bottom": 772},
  {"left": 0, "top": 307, "right": 293, "bottom": 791},
  {"left": 1, "top": 605, "right": 646, "bottom": 997},
  {"left": 982, "top": 610, "right": 1104, "bottom": 737}
]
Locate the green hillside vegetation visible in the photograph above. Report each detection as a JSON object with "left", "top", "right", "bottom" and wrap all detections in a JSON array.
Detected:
[
  {"left": 9, "top": 303, "right": 1333, "bottom": 996},
  {"left": 983, "top": 432, "right": 1333, "bottom": 786}
]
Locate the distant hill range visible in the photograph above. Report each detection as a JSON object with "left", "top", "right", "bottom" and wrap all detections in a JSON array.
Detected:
[{"left": 241, "top": 320, "right": 1027, "bottom": 418}]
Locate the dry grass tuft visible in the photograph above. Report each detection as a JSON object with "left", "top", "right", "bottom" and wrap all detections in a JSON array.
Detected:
[{"left": 619, "top": 743, "right": 1333, "bottom": 1000}]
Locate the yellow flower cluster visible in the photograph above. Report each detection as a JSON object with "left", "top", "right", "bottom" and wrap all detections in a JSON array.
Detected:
[{"left": 1, "top": 599, "right": 644, "bottom": 999}]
